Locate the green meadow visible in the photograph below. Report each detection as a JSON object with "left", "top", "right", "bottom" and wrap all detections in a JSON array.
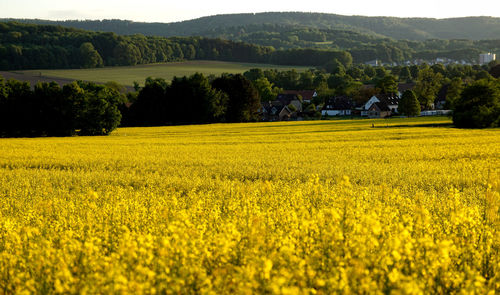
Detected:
[{"left": 21, "top": 60, "right": 309, "bottom": 86}]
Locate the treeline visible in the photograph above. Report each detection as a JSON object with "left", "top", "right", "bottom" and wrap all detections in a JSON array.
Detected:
[
  {"left": 0, "top": 22, "right": 351, "bottom": 70},
  {"left": 122, "top": 73, "right": 261, "bottom": 126},
  {"left": 0, "top": 72, "right": 263, "bottom": 137},
  {"left": 0, "top": 78, "right": 123, "bottom": 137}
]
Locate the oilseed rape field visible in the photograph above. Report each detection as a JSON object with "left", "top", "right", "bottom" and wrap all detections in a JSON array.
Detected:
[{"left": 0, "top": 117, "right": 499, "bottom": 294}]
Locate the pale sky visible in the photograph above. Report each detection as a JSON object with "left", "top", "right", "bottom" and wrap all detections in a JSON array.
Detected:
[{"left": 1, "top": 0, "right": 499, "bottom": 22}]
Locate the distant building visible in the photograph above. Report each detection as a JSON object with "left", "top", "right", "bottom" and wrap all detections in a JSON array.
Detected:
[
  {"left": 365, "top": 59, "right": 381, "bottom": 67},
  {"left": 359, "top": 94, "right": 399, "bottom": 118},
  {"left": 479, "top": 53, "right": 496, "bottom": 65},
  {"left": 322, "top": 96, "right": 354, "bottom": 116}
]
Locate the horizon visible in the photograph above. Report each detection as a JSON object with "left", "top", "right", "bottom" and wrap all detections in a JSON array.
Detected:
[
  {"left": 2, "top": 11, "right": 500, "bottom": 23},
  {"left": 1, "top": 0, "right": 499, "bottom": 23}
]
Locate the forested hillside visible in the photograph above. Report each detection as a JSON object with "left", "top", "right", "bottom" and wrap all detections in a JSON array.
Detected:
[
  {"left": 4, "top": 15, "right": 499, "bottom": 64},
  {"left": 6, "top": 12, "right": 500, "bottom": 40},
  {"left": 0, "top": 22, "right": 352, "bottom": 70}
]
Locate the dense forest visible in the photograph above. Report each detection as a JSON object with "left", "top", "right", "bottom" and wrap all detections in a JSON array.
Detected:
[
  {"left": 0, "top": 22, "right": 352, "bottom": 70},
  {"left": 4, "top": 18, "right": 499, "bottom": 64},
  {"left": 6, "top": 12, "right": 500, "bottom": 40}
]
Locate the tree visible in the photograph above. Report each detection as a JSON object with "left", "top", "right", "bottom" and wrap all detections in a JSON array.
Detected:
[
  {"left": 299, "top": 71, "right": 315, "bottom": 89},
  {"left": 375, "top": 75, "right": 398, "bottom": 94},
  {"left": 212, "top": 74, "right": 261, "bottom": 122},
  {"left": 79, "top": 42, "right": 103, "bottom": 68},
  {"left": 444, "top": 78, "right": 464, "bottom": 109},
  {"left": 399, "top": 66, "right": 412, "bottom": 82},
  {"left": 253, "top": 77, "right": 282, "bottom": 102},
  {"left": 489, "top": 64, "right": 500, "bottom": 79},
  {"left": 313, "top": 73, "right": 328, "bottom": 92},
  {"left": 364, "top": 66, "right": 376, "bottom": 79},
  {"left": 351, "top": 86, "right": 379, "bottom": 107},
  {"left": 452, "top": 79, "right": 500, "bottom": 128},
  {"left": 399, "top": 90, "right": 421, "bottom": 117},
  {"left": 2, "top": 79, "right": 33, "bottom": 136},
  {"left": 129, "top": 77, "right": 169, "bottom": 126},
  {"left": 375, "top": 67, "right": 387, "bottom": 79},
  {"left": 63, "top": 82, "right": 122, "bottom": 136},
  {"left": 168, "top": 73, "right": 227, "bottom": 123},
  {"left": 244, "top": 68, "right": 264, "bottom": 81},
  {"left": 414, "top": 68, "right": 443, "bottom": 110},
  {"left": 323, "top": 59, "right": 345, "bottom": 75},
  {"left": 34, "top": 82, "right": 74, "bottom": 136},
  {"left": 113, "top": 41, "right": 141, "bottom": 66},
  {"left": 78, "top": 85, "right": 122, "bottom": 135},
  {"left": 328, "top": 74, "right": 362, "bottom": 96}
]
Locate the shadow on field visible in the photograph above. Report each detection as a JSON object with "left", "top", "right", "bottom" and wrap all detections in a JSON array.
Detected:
[{"left": 372, "top": 122, "right": 454, "bottom": 129}]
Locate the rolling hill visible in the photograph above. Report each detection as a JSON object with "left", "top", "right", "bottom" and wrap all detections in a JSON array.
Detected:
[{"left": 5, "top": 12, "right": 500, "bottom": 40}]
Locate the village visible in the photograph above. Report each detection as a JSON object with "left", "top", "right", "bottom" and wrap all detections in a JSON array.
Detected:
[{"left": 261, "top": 85, "right": 451, "bottom": 121}]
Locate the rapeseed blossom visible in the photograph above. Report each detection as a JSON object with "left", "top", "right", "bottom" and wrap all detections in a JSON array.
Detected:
[{"left": 0, "top": 117, "right": 499, "bottom": 293}]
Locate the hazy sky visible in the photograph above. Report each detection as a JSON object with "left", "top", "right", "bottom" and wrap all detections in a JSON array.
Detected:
[{"left": 1, "top": 0, "right": 500, "bottom": 22}]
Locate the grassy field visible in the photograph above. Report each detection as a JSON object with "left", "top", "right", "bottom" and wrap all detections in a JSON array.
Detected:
[
  {"left": 19, "top": 60, "right": 309, "bottom": 86},
  {"left": 1, "top": 117, "right": 499, "bottom": 293}
]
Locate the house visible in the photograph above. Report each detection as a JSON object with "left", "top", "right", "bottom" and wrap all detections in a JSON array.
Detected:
[
  {"left": 260, "top": 102, "right": 281, "bottom": 121},
  {"left": 276, "top": 93, "right": 303, "bottom": 112},
  {"left": 322, "top": 96, "right": 354, "bottom": 116},
  {"left": 377, "top": 94, "right": 400, "bottom": 113},
  {"left": 360, "top": 94, "right": 399, "bottom": 117},
  {"left": 281, "top": 90, "right": 317, "bottom": 103},
  {"left": 261, "top": 93, "right": 303, "bottom": 121},
  {"left": 279, "top": 106, "right": 295, "bottom": 121},
  {"left": 366, "top": 100, "right": 392, "bottom": 118},
  {"left": 365, "top": 60, "right": 381, "bottom": 67}
]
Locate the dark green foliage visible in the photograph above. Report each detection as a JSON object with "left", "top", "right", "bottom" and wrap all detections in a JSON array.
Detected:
[
  {"left": 212, "top": 74, "right": 261, "bottom": 122},
  {"left": 0, "top": 77, "right": 122, "bottom": 137},
  {"left": 168, "top": 73, "right": 227, "bottom": 124},
  {"left": 270, "top": 49, "right": 352, "bottom": 67},
  {"left": 490, "top": 64, "right": 500, "bottom": 78},
  {"left": 452, "top": 80, "right": 500, "bottom": 128},
  {"left": 444, "top": 78, "right": 464, "bottom": 109},
  {"left": 128, "top": 73, "right": 260, "bottom": 126},
  {"left": 10, "top": 13, "right": 500, "bottom": 40},
  {"left": 34, "top": 82, "right": 75, "bottom": 136},
  {"left": 79, "top": 42, "right": 103, "bottom": 68},
  {"left": 375, "top": 75, "right": 398, "bottom": 94},
  {"left": 414, "top": 68, "right": 444, "bottom": 110},
  {"left": 128, "top": 77, "right": 169, "bottom": 126},
  {"left": 74, "top": 82, "right": 123, "bottom": 135},
  {"left": 399, "top": 66, "right": 412, "bottom": 82},
  {"left": 3, "top": 16, "right": 500, "bottom": 65},
  {"left": 399, "top": 90, "right": 421, "bottom": 117},
  {"left": 0, "top": 22, "right": 357, "bottom": 70},
  {"left": 252, "top": 77, "right": 282, "bottom": 102}
]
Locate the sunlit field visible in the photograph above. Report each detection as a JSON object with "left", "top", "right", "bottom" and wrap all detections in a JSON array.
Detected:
[
  {"left": 20, "top": 60, "right": 308, "bottom": 86},
  {"left": 1, "top": 117, "right": 499, "bottom": 294}
]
